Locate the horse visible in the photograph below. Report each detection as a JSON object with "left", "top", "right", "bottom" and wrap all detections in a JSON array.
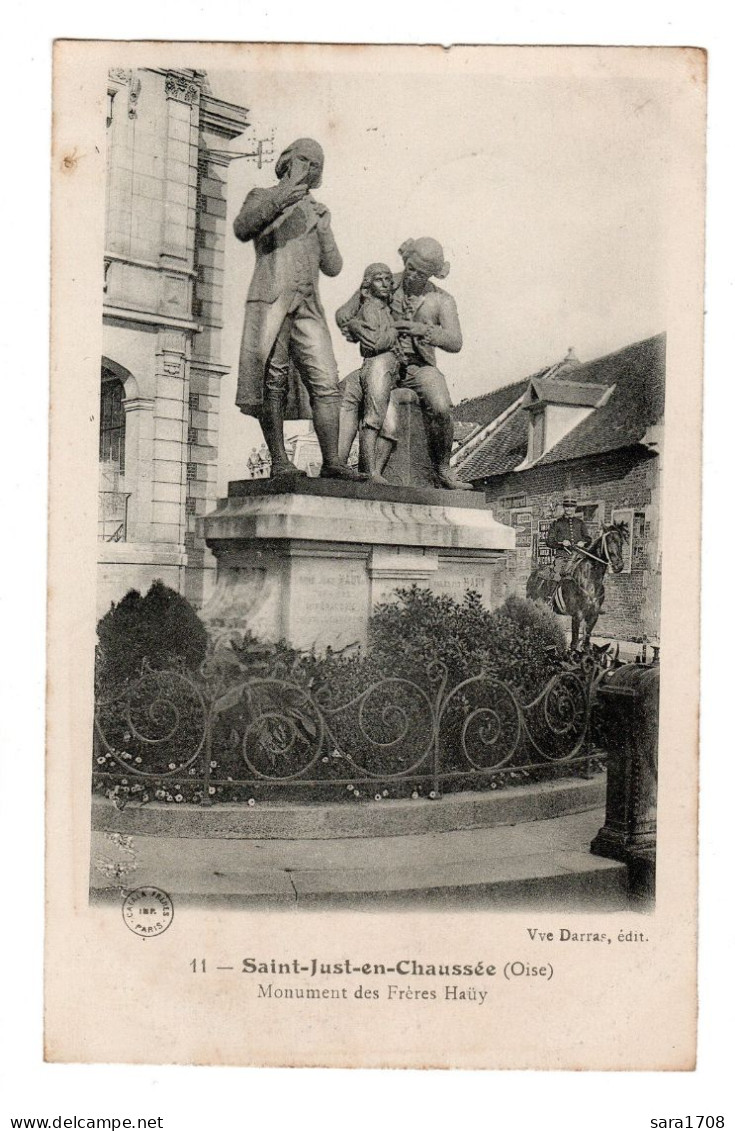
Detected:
[{"left": 526, "top": 522, "right": 628, "bottom": 651}]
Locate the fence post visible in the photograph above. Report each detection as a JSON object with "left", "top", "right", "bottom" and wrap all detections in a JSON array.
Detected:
[{"left": 200, "top": 708, "right": 214, "bottom": 806}]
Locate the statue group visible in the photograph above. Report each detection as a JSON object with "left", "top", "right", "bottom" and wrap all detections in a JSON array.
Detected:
[{"left": 234, "top": 137, "right": 467, "bottom": 491}]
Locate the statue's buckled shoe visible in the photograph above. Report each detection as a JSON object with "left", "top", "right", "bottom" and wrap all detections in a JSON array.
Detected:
[{"left": 320, "top": 463, "right": 368, "bottom": 482}]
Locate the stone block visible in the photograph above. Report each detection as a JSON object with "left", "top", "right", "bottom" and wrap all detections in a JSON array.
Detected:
[
  {"left": 154, "top": 439, "right": 186, "bottom": 463},
  {"left": 132, "top": 173, "right": 164, "bottom": 201},
  {"left": 187, "top": 480, "right": 213, "bottom": 500},
  {"left": 200, "top": 174, "right": 225, "bottom": 198},
  {"left": 165, "top": 181, "right": 189, "bottom": 208},
  {"left": 195, "top": 463, "right": 219, "bottom": 484},
  {"left": 155, "top": 396, "right": 187, "bottom": 423},
  {"left": 198, "top": 211, "right": 220, "bottom": 233},
  {"left": 152, "top": 499, "right": 184, "bottom": 525},
  {"left": 165, "top": 137, "right": 190, "bottom": 166},
  {"left": 153, "top": 459, "right": 184, "bottom": 485},
  {"left": 196, "top": 247, "right": 225, "bottom": 272},
  {"left": 164, "top": 157, "right": 192, "bottom": 187},
  {"left": 167, "top": 99, "right": 191, "bottom": 123},
  {"left": 204, "top": 196, "right": 227, "bottom": 220},
  {"left": 189, "top": 443, "right": 216, "bottom": 463},
  {"left": 192, "top": 427, "right": 218, "bottom": 449},
  {"left": 200, "top": 481, "right": 514, "bottom": 652},
  {"left": 156, "top": 374, "right": 185, "bottom": 400},
  {"left": 189, "top": 370, "right": 213, "bottom": 395},
  {"left": 148, "top": 523, "right": 183, "bottom": 545},
  {"left": 155, "top": 416, "right": 186, "bottom": 442},
  {"left": 133, "top": 152, "right": 164, "bottom": 179},
  {"left": 153, "top": 481, "right": 185, "bottom": 505},
  {"left": 167, "top": 115, "right": 190, "bottom": 143},
  {"left": 163, "top": 201, "right": 189, "bottom": 231},
  {"left": 196, "top": 282, "right": 223, "bottom": 305},
  {"left": 189, "top": 409, "right": 210, "bottom": 430},
  {"left": 199, "top": 307, "right": 223, "bottom": 333}
]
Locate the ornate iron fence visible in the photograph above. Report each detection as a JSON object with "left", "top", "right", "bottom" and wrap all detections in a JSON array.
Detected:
[{"left": 93, "top": 651, "right": 610, "bottom": 807}]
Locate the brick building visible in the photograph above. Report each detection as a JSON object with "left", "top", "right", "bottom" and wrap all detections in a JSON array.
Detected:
[
  {"left": 452, "top": 334, "right": 665, "bottom": 645},
  {"left": 98, "top": 68, "right": 250, "bottom": 614}
]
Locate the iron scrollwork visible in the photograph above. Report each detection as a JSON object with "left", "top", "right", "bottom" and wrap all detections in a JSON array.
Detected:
[{"left": 94, "top": 652, "right": 604, "bottom": 803}]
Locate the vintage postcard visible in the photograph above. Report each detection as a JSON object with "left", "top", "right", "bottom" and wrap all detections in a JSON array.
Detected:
[{"left": 47, "top": 40, "right": 704, "bottom": 1069}]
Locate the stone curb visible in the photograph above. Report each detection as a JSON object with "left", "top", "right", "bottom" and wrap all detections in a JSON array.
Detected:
[{"left": 92, "top": 775, "right": 606, "bottom": 840}]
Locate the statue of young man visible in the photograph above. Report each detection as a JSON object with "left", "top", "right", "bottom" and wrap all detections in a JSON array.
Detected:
[
  {"left": 233, "top": 137, "right": 362, "bottom": 481},
  {"left": 336, "top": 237, "right": 468, "bottom": 489}
]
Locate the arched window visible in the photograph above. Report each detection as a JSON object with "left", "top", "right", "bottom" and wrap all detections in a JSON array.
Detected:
[{"left": 100, "top": 368, "right": 126, "bottom": 473}]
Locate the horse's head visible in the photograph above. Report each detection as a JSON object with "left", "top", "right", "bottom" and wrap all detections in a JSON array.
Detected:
[{"left": 602, "top": 521, "right": 629, "bottom": 573}]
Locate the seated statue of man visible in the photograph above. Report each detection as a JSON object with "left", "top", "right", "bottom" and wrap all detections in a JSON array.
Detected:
[{"left": 336, "top": 237, "right": 468, "bottom": 490}]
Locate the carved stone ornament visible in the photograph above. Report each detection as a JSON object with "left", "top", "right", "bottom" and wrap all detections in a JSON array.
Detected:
[
  {"left": 163, "top": 358, "right": 182, "bottom": 377},
  {"left": 165, "top": 75, "right": 200, "bottom": 105},
  {"left": 108, "top": 68, "right": 132, "bottom": 85},
  {"left": 128, "top": 77, "right": 141, "bottom": 119}
]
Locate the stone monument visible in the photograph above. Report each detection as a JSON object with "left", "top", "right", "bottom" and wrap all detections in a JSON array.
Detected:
[
  {"left": 200, "top": 477, "right": 515, "bottom": 652},
  {"left": 204, "top": 164, "right": 516, "bottom": 652}
]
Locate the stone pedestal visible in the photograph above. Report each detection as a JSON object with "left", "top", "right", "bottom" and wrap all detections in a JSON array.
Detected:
[
  {"left": 199, "top": 478, "right": 515, "bottom": 652},
  {"left": 590, "top": 664, "right": 659, "bottom": 904}
]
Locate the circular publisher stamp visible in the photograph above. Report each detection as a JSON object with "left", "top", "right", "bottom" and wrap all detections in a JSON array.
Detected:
[{"left": 122, "top": 886, "right": 174, "bottom": 937}]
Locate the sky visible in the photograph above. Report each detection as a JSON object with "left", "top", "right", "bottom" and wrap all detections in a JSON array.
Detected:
[{"left": 208, "top": 55, "right": 674, "bottom": 488}]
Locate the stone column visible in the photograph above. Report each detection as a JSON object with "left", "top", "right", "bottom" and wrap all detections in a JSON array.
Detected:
[
  {"left": 122, "top": 395, "right": 155, "bottom": 542},
  {"left": 151, "top": 329, "right": 190, "bottom": 547}
]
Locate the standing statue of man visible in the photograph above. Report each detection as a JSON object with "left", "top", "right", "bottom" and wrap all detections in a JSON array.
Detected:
[
  {"left": 336, "top": 237, "right": 468, "bottom": 489},
  {"left": 233, "top": 137, "right": 362, "bottom": 481}
]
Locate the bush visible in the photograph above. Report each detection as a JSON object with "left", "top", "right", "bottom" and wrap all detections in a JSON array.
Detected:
[
  {"left": 366, "top": 587, "right": 566, "bottom": 700},
  {"left": 96, "top": 580, "right": 208, "bottom": 688}
]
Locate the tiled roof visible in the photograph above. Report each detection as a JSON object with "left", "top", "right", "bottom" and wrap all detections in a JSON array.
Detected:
[
  {"left": 453, "top": 378, "right": 528, "bottom": 426},
  {"left": 453, "top": 421, "right": 482, "bottom": 445},
  {"left": 453, "top": 333, "right": 665, "bottom": 482},
  {"left": 456, "top": 411, "right": 529, "bottom": 480},
  {"left": 534, "top": 333, "right": 665, "bottom": 466}
]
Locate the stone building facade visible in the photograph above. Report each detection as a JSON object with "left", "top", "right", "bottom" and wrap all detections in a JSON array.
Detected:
[
  {"left": 452, "top": 335, "right": 665, "bottom": 646},
  {"left": 98, "top": 68, "right": 249, "bottom": 615}
]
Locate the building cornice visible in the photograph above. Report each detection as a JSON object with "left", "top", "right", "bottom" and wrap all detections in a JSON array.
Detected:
[
  {"left": 200, "top": 95, "right": 250, "bottom": 141},
  {"left": 104, "top": 252, "right": 198, "bottom": 280},
  {"left": 103, "top": 305, "right": 202, "bottom": 333}
]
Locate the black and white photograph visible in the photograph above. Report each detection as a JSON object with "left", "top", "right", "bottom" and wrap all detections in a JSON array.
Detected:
[{"left": 45, "top": 41, "right": 703, "bottom": 1069}]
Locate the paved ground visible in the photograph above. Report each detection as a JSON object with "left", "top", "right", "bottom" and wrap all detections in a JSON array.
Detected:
[{"left": 91, "top": 806, "right": 628, "bottom": 911}]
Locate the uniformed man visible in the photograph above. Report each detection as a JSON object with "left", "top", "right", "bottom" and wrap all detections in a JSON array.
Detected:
[{"left": 546, "top": 498, "right": 591, "bottom": 577}]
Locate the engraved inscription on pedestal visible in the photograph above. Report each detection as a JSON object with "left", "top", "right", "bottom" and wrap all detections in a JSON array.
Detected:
[
  {"left": 428, "top": 554, "right": 496, "bottom": 608},
  {"left": 288, "top": 551, "right": 369, "bottom": 652}
]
